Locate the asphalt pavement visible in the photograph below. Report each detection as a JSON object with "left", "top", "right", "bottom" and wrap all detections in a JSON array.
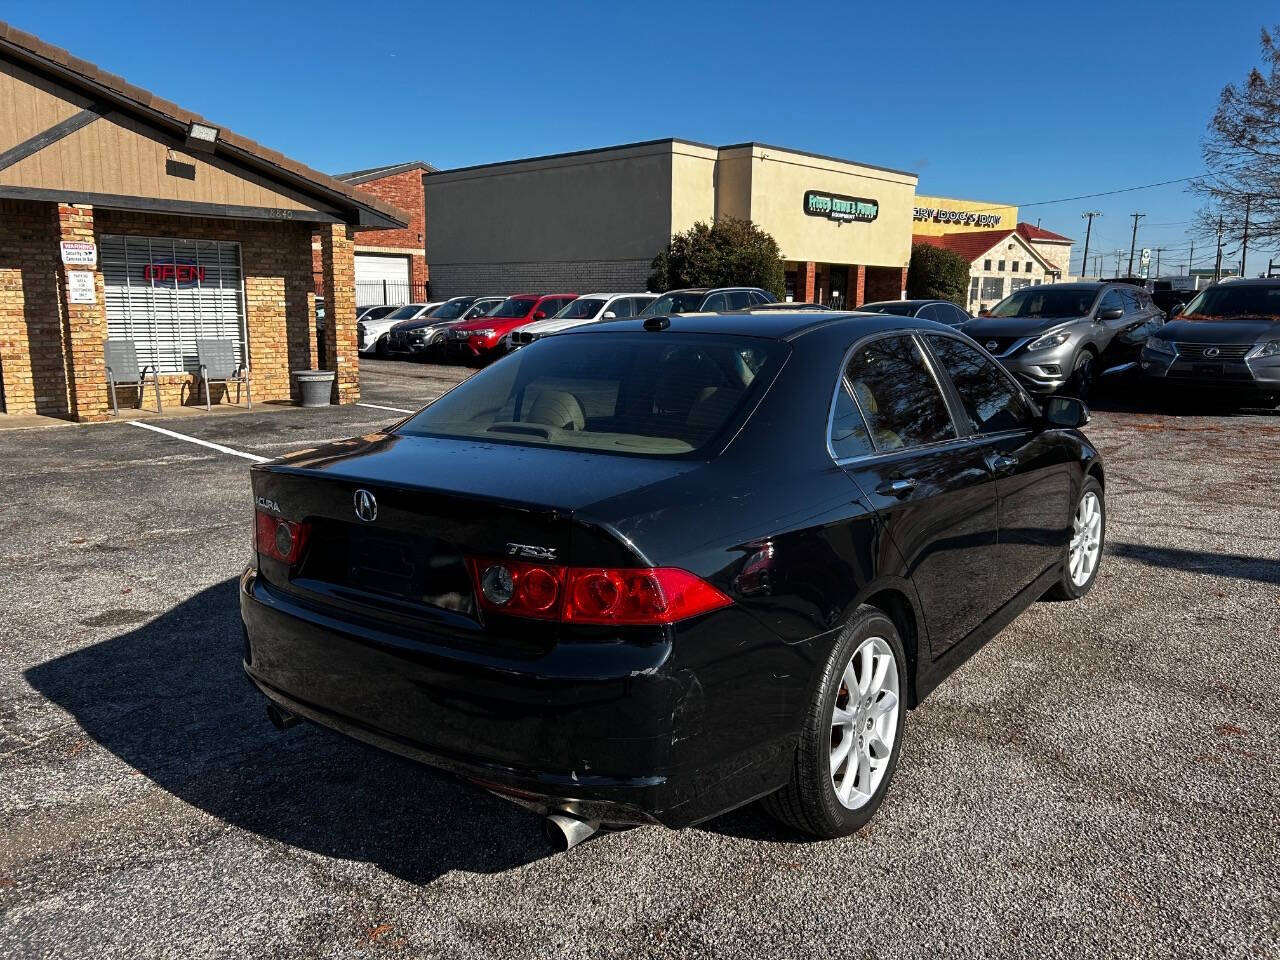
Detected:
[{"left": 0, "top": 360, "right": 1276, "bottom": 960}]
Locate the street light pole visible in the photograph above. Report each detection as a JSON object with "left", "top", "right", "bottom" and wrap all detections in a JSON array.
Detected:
[
  {"left": 1127, "top": 212, "right": 1145, "bottom": 277},
  {"left": 1214, "top": 215, "right": 1225, "bottom": 283},
  {"left": 1080, "top": 211, "right": 1102, "bottom": 280}
]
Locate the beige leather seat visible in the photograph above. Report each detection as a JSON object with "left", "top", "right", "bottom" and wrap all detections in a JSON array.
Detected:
[
  {"left": 527, "top": 390, "right": 585, "bottom": 431},
  {"left": 852, "top": 380, "right": 902, "bottom": 451}
]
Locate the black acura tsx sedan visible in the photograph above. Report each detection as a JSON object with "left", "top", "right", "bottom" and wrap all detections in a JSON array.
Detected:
[{"left": 241, "top": 310, "right": 1105, "bottom": 845}]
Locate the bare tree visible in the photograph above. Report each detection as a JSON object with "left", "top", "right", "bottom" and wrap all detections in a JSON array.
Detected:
[{"left": 1192, "top": 26, "right": 1280, "bottom": 257}]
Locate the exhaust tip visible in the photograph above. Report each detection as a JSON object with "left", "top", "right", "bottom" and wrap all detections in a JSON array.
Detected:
[
  {"left": 266, "top": 703, "right": 300, "bottom": 731},
  {"left": 543, "top": 812, "right": 600, "bottom": 852}
]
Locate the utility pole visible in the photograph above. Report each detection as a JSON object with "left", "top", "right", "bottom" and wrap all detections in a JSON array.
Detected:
[
  {"left": 1187, "top": 242, "right": 1194, "bottom": 276},
  {"left": 1154, "top": 247, "right": 1164, "bottom": 279},
  {"left": 1213, "top": 215, "right": 1225, "bottom": 283},
  {"left": 1080, "top": 211, "right": 1102, "bottom": 281},
  {"left": 1127, "top": 212, "right": 1145, "bottom": 277},
  {"left": 1113, "top": 249, "right": 1125, "bottom": 278},
  {"left": 1240, "top": 195, "right": 1251, "bottom": 277},
  {"left": 1094, "top": 254, "right": 1102, "bottom": 277}
]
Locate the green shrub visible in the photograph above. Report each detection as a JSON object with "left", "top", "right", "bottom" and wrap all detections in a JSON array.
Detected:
[
  {"left": 906, "top": 243, "right": 970, "bottom": 307},
  {"left": 648, "top": 217, "right": 785, "bottom": 298}
]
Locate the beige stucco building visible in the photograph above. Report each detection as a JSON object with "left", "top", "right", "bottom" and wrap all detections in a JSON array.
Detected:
[{"left": 425, "top": 139, "right": 918, "bottom": 306}]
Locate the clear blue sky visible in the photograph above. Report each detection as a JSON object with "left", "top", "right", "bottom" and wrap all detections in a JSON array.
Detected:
[{"left": 6, "top": 0, "right": 1277, "bottom": 275}]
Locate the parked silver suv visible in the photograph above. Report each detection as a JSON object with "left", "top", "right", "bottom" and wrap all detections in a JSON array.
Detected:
[{"left": 963, "top": 282, "right": 1165, "bottom": 398}]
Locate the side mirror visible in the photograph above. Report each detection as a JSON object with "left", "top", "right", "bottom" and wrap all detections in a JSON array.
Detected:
[
  {"left": 533, "top": 310, "right": 547, "bottom": 320},
  {"left": 1169, "top": 303, "right": 1184, "bottom": 318},
  {"left": 1043, "top": 395, "right": 1090, "bottom": 429},
  {"left": 1098, "top": 307, "right": 1124, "bottom": 321},
  {"left": 602, "top": 311, "right": 617, "bottom": 319}
]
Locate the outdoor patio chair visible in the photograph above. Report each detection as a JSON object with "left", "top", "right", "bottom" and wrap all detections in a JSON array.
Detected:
[
  {"left": 104, "top": 339, "right": 162, "bottom": 417},
  {"left": 195, "top": 339, "right": 251, "bottom": 412}
]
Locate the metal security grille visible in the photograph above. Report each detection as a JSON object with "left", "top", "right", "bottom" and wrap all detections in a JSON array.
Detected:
[{"left": 101, "top": 235, "right": 246, "bottom": 375}]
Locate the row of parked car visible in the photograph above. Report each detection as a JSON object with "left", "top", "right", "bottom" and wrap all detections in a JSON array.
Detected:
[
  {"left": 355, "top": 287, "right": 781, "bottom": 365},
  {"left": 356, "top": 278, "right": 1280, "bottom": 406}
]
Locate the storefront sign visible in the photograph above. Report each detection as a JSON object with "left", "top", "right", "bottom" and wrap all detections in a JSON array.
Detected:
[
  {"left": 67, "top": 270, "right": 96, "bottom": 304},
  {"left": 803, "top": 190, "right": 879, "bottom": 223},
  {"left": 143, "top": 259, "right": 207, "bottom": 287},
  {"left": 912, "top": 207, "right": 1004, "bottom": 228},
  {"left": 60, "top": 240, "right": 97, "bottom": 266}
]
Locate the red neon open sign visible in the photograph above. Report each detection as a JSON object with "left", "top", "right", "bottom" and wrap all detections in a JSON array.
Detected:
[{"left": 143, "top": 262, "right": 206, "bottom": 285}]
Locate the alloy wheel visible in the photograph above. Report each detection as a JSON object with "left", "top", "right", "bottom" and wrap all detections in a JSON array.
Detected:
[
  {"left": 1072, "top": 352, "right": 1095, "bottom": 398},
  {"left": 1069, "top": 491, "right": 1102, "bottom": 587},
  {"left": 829, "top": 636, "right": 900, "bottom": 809}
]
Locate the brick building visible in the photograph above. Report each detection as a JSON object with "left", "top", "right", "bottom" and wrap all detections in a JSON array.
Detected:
[
  {"left": 0, "top": 21, "right": 407, "bottom": 421},
  {"left": 330, "top": 161, "right": 434, "bottom": 307}
]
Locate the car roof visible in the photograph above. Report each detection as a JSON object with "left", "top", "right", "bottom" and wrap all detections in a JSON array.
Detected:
[
  {"left": 861, "top": 299, "right": 945, "bottom": 308},
  {"left": 575, "top": 309, "right": 959, "bottom": 342},
  {"left": 1033, "top": 282, "right": 1108, "bottom": 291},
  {"left": 1207, "top": 277, "right": 1280, "bottom": 286}
]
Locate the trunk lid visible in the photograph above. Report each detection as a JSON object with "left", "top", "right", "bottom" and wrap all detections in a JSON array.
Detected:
[{"left": 252, "top": 433, "right": 697, "bottom": 628}]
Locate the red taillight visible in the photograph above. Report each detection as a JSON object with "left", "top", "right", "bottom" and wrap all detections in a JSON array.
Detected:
[
  {"left": 466, "top": 558, "right": 731, "bottom": 625},
  {"left": 255, "top": 510, "right": 309, "bottom": 564}
]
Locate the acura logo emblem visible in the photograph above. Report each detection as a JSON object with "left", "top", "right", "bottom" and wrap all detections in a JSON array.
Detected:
[
  {"left": 353, "top": 488, "right": 377, "bottom": 522},
  {"left": 1204, "top": 347, "right": 1220, "bottom": 357},
  {"left": 986, "top": 340, "right": 999, "bottom": 351}
]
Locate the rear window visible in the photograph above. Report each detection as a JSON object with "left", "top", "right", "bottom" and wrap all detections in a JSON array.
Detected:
[{"left": 397, "top": 333, "right": 787, "bottom": 456}]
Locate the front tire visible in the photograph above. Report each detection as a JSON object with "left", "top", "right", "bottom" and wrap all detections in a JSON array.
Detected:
[
  {"left": 1046, "top": 476, "right": 1105, "bottom": 600},
  {"left": 762, "top": 607, "right": 906, "bottom": 838},
  {"left": 1067, "top": 348, "right": 1096, "bottom": 401}
]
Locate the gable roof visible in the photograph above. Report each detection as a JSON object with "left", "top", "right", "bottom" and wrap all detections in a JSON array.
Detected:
[
  {"left": 913, "top": 229, "right": 1059, "bottom": 273},
  {"left": 1016, "top": 221, "right": 1073, "bottom": 243},
  {"left": 0, "top": 19, "right": 408, "bottom": 228},
  {"left": 335, "top": 160, "right": 438, "bottom": 184}
]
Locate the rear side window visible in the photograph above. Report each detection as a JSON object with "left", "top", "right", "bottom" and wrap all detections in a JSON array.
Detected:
[
  {"left": 928, "top": 336, "right": 1035, "bottom": 434},
  {"left": 398, "top": 333, "right": 787, "bottom": 457},
  {"left": 829, "top": 381, "right": 875, "bottom": 460},
  {"left": 843, "top": 336, "right": 955, "bottom": 451},
  {"left": 727, "top": 291, "right": 754, "bottom": 309},
  {"left": 702, "top": 293, "right": 729, "bottom": 311}
]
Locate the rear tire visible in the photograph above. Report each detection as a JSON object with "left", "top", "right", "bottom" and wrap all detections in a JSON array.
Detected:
[
  {"left": 1045, "top": 476, "right": 1105, "bottom": 600},
  {"left": 761, "top": 606, "right": 906, "bottom": 838},
  {"left": 375, "top": 335, "right": 389, "bottom": 358}
]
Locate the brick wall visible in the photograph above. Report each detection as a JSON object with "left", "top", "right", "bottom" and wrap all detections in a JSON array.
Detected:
[
  {"left": 427, "top": 259, "right": 652, "bottom": 299},
  {"left": 339, "top": 168, "right": 428, "bottom": 292},
  {"left": 863, "top": 266, "right": 905, "bottom": 303},
  {"left": 95, "top": 210, "right": 326, "bottom": 411},
  {"left": 0, "top": 199, "right": 68, "bottom": 417},
  {"left": 0, "top": 201, "right": 356, "bottom": 419}
]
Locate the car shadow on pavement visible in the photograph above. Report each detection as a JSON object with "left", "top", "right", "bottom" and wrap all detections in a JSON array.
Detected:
[
  {"left": 1107, "top": 542, "right": 1280, "bottom": 586},
  {"left": 24, "top": 578, "right": 552, "bottom": 885}
]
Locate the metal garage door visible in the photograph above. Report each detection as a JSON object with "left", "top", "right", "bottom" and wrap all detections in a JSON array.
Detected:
[
  {"left": 101, "top": 235, "right": 246, "bottom": 374},
  {"left": 355, "top": 253, "right": 411, "bottom": 306}
]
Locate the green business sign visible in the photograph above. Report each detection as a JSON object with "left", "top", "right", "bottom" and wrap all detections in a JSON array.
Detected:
[{"left": 803, "top": 190, "right": 879, "bottom": 224}]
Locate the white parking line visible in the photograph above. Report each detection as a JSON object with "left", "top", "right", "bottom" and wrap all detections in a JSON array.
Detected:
[
  {"left": 357, "top": 402, "right": 415, "bottom": 414},
  {"left": 127, "top": 420, "right": 271, "bottom": 463}
]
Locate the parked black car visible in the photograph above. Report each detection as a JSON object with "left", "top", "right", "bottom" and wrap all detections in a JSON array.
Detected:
[
  {"left": 964, "top": 282, "right": 1164, "bottom": 398},
  {"left": 859, "top": 299, "right": 972, "bottom": 327},
  {"left": 242, "top": 312, "right": 1104, "bottom": 845},
  {"left": 1141, "top": 278, "right": 1280, "bottom": 406},
  {"left": 386, "top": 296, "right": 479, "bottom": 358}
]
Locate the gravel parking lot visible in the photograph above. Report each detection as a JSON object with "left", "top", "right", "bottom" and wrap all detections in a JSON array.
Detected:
[{"left": 1, "top": 360, "right": 1277, "bottom": 960}]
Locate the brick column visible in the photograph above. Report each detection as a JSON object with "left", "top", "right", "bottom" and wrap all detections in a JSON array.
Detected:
[
  {"left": 852, "top": 264, "right": 867, "bottom": 307},
  {"left": 896, "top": 266, "right": 908, "bottom": 299},
  {"left": 318, "top": 223, "right": 358, "bottom": 404},
  {"left": 800, "top": 261, "right": 816, "bottom": 303},
  {"left": 56, "top": 203, "right": 109, "bottom": 422}
]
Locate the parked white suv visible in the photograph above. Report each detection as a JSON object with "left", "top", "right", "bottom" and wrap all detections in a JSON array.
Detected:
[
  {"left": 506, "top": 293, "right": 657, "bottom": 350},
  {"left": 358, "top": 302, "right": 441, "bottom": 357}
]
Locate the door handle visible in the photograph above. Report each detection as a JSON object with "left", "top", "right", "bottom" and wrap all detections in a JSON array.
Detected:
[
  {"left": 875, "top": 478, "right": 917, "bottom": 498},
  {"left": 988, "top": 454, "right": 1019, "bottom": 472}
]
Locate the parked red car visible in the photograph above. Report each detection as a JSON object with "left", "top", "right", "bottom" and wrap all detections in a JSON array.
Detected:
[{"left": 447, "top": 293, "right": 578, "bottom": 363}]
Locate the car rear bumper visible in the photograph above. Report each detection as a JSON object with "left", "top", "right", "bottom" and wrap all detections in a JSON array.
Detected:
[{"left": 239, "top": 568, "right": 786, "bottom": 826}]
